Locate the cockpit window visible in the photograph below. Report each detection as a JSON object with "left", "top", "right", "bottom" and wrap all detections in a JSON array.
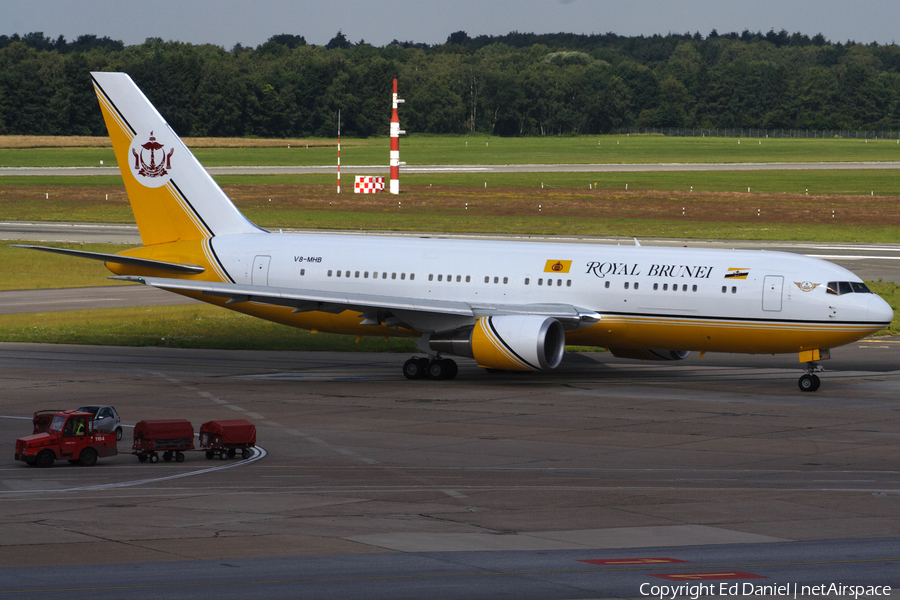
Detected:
[{"left": 827, "top": 281, "right": 873, "bottom": 296}]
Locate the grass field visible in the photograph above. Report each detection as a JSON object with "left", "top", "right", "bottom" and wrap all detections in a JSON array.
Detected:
[{"left": 4, "top": 134, "right": 900, "bottom": 168}]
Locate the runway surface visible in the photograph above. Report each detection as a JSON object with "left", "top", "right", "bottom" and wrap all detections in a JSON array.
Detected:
[
  {"left": 0, "top": 343, "right": 898, "bottom": 598},
  {"left": 3, "top": 161, "right": 900, "bottom": 177}
]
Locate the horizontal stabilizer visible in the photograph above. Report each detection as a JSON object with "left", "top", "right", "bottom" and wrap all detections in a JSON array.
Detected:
[{"left": 11, "top": 245, "right": 205, "bottom": 274}]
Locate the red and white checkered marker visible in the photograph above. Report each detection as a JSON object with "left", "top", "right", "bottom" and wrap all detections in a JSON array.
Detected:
[{"left": 354, "top": 176, "right": 385, "bottom": 194}]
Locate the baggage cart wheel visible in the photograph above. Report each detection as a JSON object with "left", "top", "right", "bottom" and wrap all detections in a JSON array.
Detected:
[
  {"left": 149, "top": 453, "right": 159, "bottom": 463},
  {"left": 227, "top": 448, "right": 236, "bottom": 458},
  {"left": 205, "top": 450, "right": 214, "bottom": 460},
  {"left": 241, "top": 448, "right": 251, "bottom": 459},
  {"left": 176, "top": 452, "right": 185, "bottom": 463},
  {"left": 163, "top": 451, "right": 172, "bottom": 462},
  {"left": 138, "top": 454, "right": 147, "bottom": 463},
  {"left": 219, "top": 450, "right": 228, "bottom": 460}
]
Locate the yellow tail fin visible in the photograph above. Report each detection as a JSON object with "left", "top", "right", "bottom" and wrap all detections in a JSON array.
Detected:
[{"left": 92, "top": 72, "right": 260, "bottom": 246}]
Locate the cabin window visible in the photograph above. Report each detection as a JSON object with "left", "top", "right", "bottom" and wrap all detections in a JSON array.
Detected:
[
  {"left": 732, "top": 286, "right": 737, "bottom": 293},
  {"left": 466, "top": 275, "right": 470, "bottom": 283},
  {"left": 525, "top": 278, "right": 530, "bottom": 285},
  {"left": 336, "top": 270, "right": 342, "bottom": 277},
  {"left": 503, "top": 277, "right": 508, "bottom": 284},
  {"left": 722, "top": 286, "right": 727, "bottom": 293},
  {"left": 429, "top": 274, "right": 433, "bottom": 281},
  {"left": 300, "top": 269, "right": 305, "bottom": 276},
  {"left": 382, "top": 273, "right": 388, "bottom": 279},
  {"left": 456, "top": 275, "right": 461, "bottom": 282},
  {"left": 392, "top": 273, "right": 397, "bottom": 280},
  {"left": 327, "top": 270, "right": 333, "bottom": 277},
  {"left": 538, "top": 278, "right": 543, "bottom": 286},
  {"left": 692, "top": 285, "right": 697, "bottom": 292},
  {"left": 437, "top": 274, "right": 443, "bottom": 281},
  {"left": 634, "top": 282, "right": 639, "bottom": 290},
  {"left": 484, "top": 276, "right": 489, "bottom": 283},
  {"left": 355, "top": 271, "right": 360, "bottom": 278},
  {"left": 624, "top": 282, "right": 630, "bottom": 290},
  {"left": 604, "top": 281, "right": 610, "bottom": 289},
  {"left": 364, "top": 271, "right": 369, "bottom": 278},
  {"left": 401, "top": 273, "right": 406, "bottom": 280},
  {"left": 567, "top": 280, "right": 571, "bottom": 287},
  {"left": 494, "top": 277, "right": 499, "bottom": 284},
  {"left": 410, "top": 273, "right": 415, "bottom": 281},
  {"left": 663, "top": 283, "right": 668, "bottom": 291}
]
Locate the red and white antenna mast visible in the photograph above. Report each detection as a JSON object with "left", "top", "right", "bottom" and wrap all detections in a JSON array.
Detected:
[
  {"left": 389, "top": 78, "right": 405, "bottom": 195},
  {"left": 337, "top": 109, "right": 342, "bottom": 194}
]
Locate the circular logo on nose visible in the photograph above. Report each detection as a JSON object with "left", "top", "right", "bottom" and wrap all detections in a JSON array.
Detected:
[{"left": 129, "top": 130, "right": 175, "bottom": 188}]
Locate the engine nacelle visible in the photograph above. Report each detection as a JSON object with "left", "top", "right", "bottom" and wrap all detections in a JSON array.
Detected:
[
  {"left": 608, "top": 348, "right": 691, "bottom": 361},
  {"left": 429, "top": 315, "right": 566, "bottom": 372}
]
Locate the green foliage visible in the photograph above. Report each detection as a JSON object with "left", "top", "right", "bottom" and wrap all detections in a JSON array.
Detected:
[{"left": 3, "top": 31, "right": 900, "bottom": 138}]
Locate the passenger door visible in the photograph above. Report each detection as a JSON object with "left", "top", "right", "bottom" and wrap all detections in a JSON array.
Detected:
[
  {"left": 762, "top": 275, "right": 784, "bottom": 312},
  {"left": 252, "top": 255, "right": 271, "bottom": 286}
]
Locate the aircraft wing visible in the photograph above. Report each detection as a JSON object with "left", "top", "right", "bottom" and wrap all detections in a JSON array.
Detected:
[{"left": 111, "top": 276, "right": 599, "bottom": 329}]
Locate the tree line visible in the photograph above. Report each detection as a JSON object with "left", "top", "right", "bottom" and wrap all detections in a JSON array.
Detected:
[{"left": 1, "top": 29, "right": 899, "bottom": 138}]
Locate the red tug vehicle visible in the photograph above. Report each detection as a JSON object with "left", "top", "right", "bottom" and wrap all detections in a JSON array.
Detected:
[
  {"left": 15, "top": 410, "right": 117, "bottom": 468},
  {"left": 200, "top": 419, "right": 256, "bottom": 460},
  {"left": 132, "top": 419, "right": 195, "bottom": 463}
]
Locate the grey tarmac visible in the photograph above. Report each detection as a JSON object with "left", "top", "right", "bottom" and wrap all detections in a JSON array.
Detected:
[{"left": 0, "top": 342, "right": 898, "bottom": 598}]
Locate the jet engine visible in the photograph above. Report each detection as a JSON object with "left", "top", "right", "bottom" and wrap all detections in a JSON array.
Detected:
[
  {"left": 429, "top": 315, "right": 566, "bottom": 372},
  {"left": 608, "top": 348, "right": 691, "bottom": 361}
]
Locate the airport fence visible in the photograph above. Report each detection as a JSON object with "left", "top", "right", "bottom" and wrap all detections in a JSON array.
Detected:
[{"left": 613, "top": 128, "right": 900, "bottom": 140}]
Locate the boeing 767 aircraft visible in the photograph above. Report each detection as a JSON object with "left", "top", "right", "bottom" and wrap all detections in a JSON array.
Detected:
[{"left": 15, "top": 72, "right": 894, "bottom": 390}]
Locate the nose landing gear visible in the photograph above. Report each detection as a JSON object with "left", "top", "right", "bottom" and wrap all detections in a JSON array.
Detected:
[{"left": 798, "top": 362, "right": 823, "bottom": 392}]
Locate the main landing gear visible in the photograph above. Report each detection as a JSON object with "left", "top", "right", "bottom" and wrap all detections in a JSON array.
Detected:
[
  {"left": 403, "top": 356, "right": 458, "bottom": 380},
  {"left": 798, "top": 362, "right": 823, "bottom": 392}
]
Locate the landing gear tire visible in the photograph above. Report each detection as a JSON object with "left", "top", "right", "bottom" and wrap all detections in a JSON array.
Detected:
[
  {"left": 403, "top": 357, "right": 429, "bottom": 380},
  {"left": 428, "top": 358, "right": 458, "bottom": 380},
  {"left": 798, "top": 373, "right": 821, "bottom": 392}
]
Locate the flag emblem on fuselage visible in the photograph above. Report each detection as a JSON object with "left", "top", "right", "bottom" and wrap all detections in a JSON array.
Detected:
[
  {"left": 544, "top": 260, "right": 572, "bottom": 273},
  {"left": 724, "top": 268, "right": 749, "bottom": 279}
]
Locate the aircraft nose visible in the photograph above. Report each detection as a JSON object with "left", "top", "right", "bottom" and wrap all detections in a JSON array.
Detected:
[{"left": 868, "top": 294, "right": 894, "bottom": 326}]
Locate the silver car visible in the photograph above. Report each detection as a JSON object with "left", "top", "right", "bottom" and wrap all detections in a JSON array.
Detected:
[{"left": 77, "top": 405, "right": 123, "bottom": 441}]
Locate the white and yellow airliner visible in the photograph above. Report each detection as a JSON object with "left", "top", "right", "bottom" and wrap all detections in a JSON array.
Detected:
[{"left": 16, "top": 72, "right": 894, "bottom": 391}]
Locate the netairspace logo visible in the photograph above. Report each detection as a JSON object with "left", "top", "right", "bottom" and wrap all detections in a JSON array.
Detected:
[{"left": 639, "top": 582, "right": 892, "bottom": 599}]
